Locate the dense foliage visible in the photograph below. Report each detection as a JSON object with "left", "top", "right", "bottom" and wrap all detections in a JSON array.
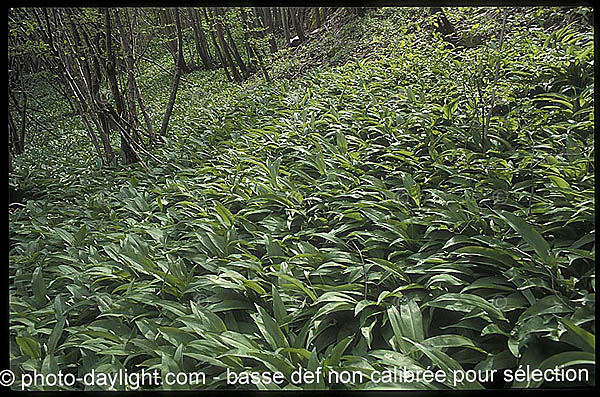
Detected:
[{"left": 8, "top": 7, "right": 595, "bottom": 390}]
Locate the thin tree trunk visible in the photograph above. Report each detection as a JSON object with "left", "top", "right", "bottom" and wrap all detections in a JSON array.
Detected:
[
  {"left": 113, "top": 9, "right": 139, "bottom": 163},
  {"left": 241, "top": 8, "right": 270, "bottom": 81},
  {"left": 8, "top": 105, "right": 22, "bottom": 155},
  {"left": 202, "top": 7, "right": 232, "bottom": 81},
  {"left": 291, "top": 8, "right": 306, "bottom": 43},
  {"left": 36, "top": 8, "right": 106, "bottom": 164},
  {"left": 8, "top": 64, "right": 27, "bottom": 154},
  {"left": 160, "top": 8, "right": 184, "bottom": 137},
  {"left": 18, "top": 67, "right": 28, "bottom": 154},
  {"left": 62, "top": 9, "right": 114, "bottom": 164},
  {"left": 133, "top": 64, "right": 155, "bottom": 144},
  {"left": 262, "top": 7, "right": 278, "bottom": 53},
  {"left": 212, "top": 7, "right": 243, "bottom": 82},
  {"left": 430, "top": 7, "right": 456, "bottom": 36},
  {"left": 116, "top": 8, "right": 154, "bottom": 150},
  {"left": 190, "top": 8, "right": 213, "bottom": 69},
  {"left": 281, "top": 7, "right": 291, "bottom": 44},
  {"left": 9, "top": 148, "right": 13, "bottom": 176},
  {"left": 240, "top": 9, "right": 253, "bottom": 66},
  {"left": 221, "top": 10, "right": 248, "bottom": 78},
  {"left": 160, "top": 8, "right": 191, "bottom": 74}
]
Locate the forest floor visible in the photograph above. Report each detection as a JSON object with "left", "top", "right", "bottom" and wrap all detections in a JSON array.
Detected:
[{"left": 9, "top": 7, "right": 595, "bottom": 391}]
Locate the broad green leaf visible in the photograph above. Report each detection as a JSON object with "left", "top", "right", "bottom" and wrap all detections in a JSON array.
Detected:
[
  {"left": 336, "top": 131, "right": 348, "bottom": 154},
  {"left": 254, "top": 304, "right": 289, "bottom": 350},
  {"left": 398, "top": 297, "right": 425, "bottom": 342},
  {"left": 530, "top": 351, "right": 595, "bottom": 387},
  {"left": 497, "top": 210, "right": 552, "bottom": 264},
  {"left": 425, "top": 293, "right": 508, "bottom": 322},
  {"left": 47, "top": 317, "right": 65, "bottom": 355},
  {"left": 560, "top": 318, "right": 595, "bottom": 353},
  {"left": 402, "top": 173, "right": 421, "bottom": 206},
  {"left": 32, "top": 266, "right": 47, "bottom": 306},
  {"left": 17, "top": 336, "right": 41, "bottom": 359}
]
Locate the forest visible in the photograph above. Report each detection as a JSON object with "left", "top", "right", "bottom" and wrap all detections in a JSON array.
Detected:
[{"left": 7, "top": 6, "right": 595, "bottom": 391}]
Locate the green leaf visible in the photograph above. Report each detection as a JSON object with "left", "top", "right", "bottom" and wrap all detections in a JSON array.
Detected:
[
  {"left": 324, "top": 335, "right": 353, "bottom": 367},
  {"left": 354, "top": 299, "right": 376, "bottom": 317},
  {"left": 361, "top": 317, "right": 377, "bottom": 349},
  {"left": 53, "top": 227, "right": 74, "bottom": 246},
  {"left": 497, "top": 210, "right": 553, "bottom": 263},
  {"left": 560, "top": 318, "right": 595, "bottom": 353},
  {"left": 17, "top": 336, "right": 41, "bottom": 359},
  {"left": 270, "top": 272, "right": 317, "bottom": 302},
  {"left": 32, "top": 266, "right": 47, "bottom": 306},
  {"left": 272, "top": 286, "right": 288, "bottom": 332},
  {"left": 53, "top": 294, "right": 65, "bottom": 321},
  {"left": 254, "top": 304, "right": 289, "bottom": 350},
  {"left": 215, "top": 202, "right": 234, "bottom": 227},
  {"left": 41, "top": 353, "right": 59, "bottom": 376},
  {"left": 420, "top": 334, "right": 487, "bottom": 354},
  {"left": 398, "top": 297, "right": 425, "bottom": 342},
  {"left": 190, "top": 302, "right": 227, "bottom": 333},
  {"left": 424, "top": 293, "right": 508, "bottom": 322},
  {"left": 400, "top": 336, "right": 484, "bottom": 389},
  {"left": 74, "top": 224, "right": 88, "bottom": 246},
  {"left": 387, "top": 305, "right": 411, "bottom": 354},
  {"left": 531, "top": 351, "right": 595, "bottom": 387},
  {"left": 402, "top": 173, "right": 421, "bottom": 206},
  {"left": 336, "top": 131, "right": 348, "bottom": 154},
  {"left": 47, "top": 317, "right": 65, "bottom": 355},
  {"left": 548, "top": 175, "right": 571, "bottom": 190}
]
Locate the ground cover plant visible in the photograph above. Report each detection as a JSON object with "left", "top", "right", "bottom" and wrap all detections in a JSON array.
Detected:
[{"left": 8, "top": 6, "right": 595, "bottom": 391}]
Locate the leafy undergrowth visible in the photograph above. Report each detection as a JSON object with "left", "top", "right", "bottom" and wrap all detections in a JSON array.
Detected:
[{"left": 9, "top": 8, "right": 594, "bottom": 390}]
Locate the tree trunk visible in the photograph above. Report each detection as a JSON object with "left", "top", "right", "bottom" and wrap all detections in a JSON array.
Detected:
[
  {"left": 202, "top": 7, "right": 233, "bottom": 82},
  {"left": 160, "top": 8, "right": 191, "bottom": 74},
  {"left": 160, "top": 8, "right": 184, "bottom": 137},
  {"left": 291, "top": 8, "right": 305, "bottom": 43},
  {"left": 241, "top": 8, "right": 270, "bottom": 81},
  {"left": 430, "top": 7, "right": 455, "bottom": 36},
  {"left": 190, "top": 8, "right": 213, "bottom": 69},
  {"left": 281, "top": 7, "right": 291, "bottom": 44},
  {"left": 63, "top": 9, "right": 115, "bottom": 165},
  {"left": 115, "top": 8, "right": 154, "bottom": 148},
  {"left": 212, "top": 8, "right": 243, "bottom": 82},
  {"left": 221, "top": 9, "right": 249, "bottom": 78},
  {"left": 261, "top": 7, "right": 278, "bottom": 53},
  {"left": 314, "top": 7, "right": 321, "bottom": 29}
]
